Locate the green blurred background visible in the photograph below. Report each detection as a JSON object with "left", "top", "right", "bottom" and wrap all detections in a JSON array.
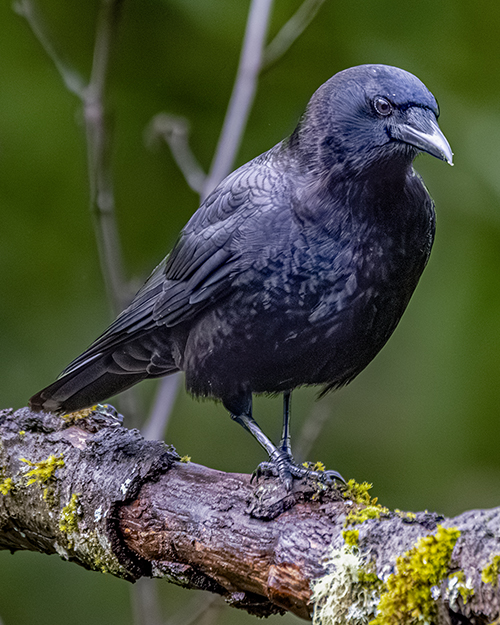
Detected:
[{"left": 1, "top": 0, "right": 499, "bottom": 623}]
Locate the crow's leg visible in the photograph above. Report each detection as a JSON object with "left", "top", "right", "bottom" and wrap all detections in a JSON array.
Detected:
[
  {"left": 229, "top": 409, "right": 294, "bottom": 488},
  {"left": 225, "top": 392, "right": 295, "bottom": 488},
  {"left": 275, "top": 390, "right": 345, "bottom": 486},
  {"left": 278, "top": 390, "right": 292, "bottom": 456},
  {"left": 226, "top": 392, "right": 344, "bottom": 490}
]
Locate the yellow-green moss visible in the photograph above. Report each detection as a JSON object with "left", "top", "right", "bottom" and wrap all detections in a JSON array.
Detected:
[
  {"left": 302, "top": 460, "right": 327, "bottom": 472},
  {"left": 54, "top": 529, "right": 126, "bottom": 576},
  {"left": 343, "top": 479, "right": 375, "bottom": 506},
  {"left": 346, "top": 505, "right": 391, "bottom": 526},
  {"left": 395, "top": 509, "right": 417, "bottom": 522},
  {"left": 59, "top": 493, "right": 81, "bottom": 536},
  {"left": 21, "top": 453, "right": 64, "bottom": 501},
  {"left": 62, "top": 407, "right": 95, "bottom": 422},
  {"left": 179, "top": 455, "right": 191, "bottom": 463},
  {"left": 342, "top": 529, "right": 360, "bottom": 549},
  {"left": 370, "top": 525, "right": 461, "bottom": 625},
  {"left": 481, "top": 554, "right": 500, "bottom": 587},
  {"left": 0, "top": 477, "right": 13, "bottom": 495},
  {"left": 312, "top": 523, "right": 468, "bottom": 625},
  {"left": 21, "top": 454, "right": 65, "bottom": 485},
  {"left": 78, "top": 531, "right": 125, "bottom": 575},
  {"left": 342, "top": 479, "right": 390, "bottom": 527},
  {"left": 18, "top": 430, "right": 26, "bottom": 438},
  {"left": 358, "top": 569, "right": 382, "bottom": 586},
  {"left": 54, "top": 494, "right": 125, "bottom": 575}
]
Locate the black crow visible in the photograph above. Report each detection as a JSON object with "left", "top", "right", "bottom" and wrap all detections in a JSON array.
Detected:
[{"left": 30, "top": 64, "right": 453, "bottom": 486}]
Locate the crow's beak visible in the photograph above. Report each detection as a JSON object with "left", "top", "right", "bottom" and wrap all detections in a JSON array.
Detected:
[{"left": 391, "top": 107, "right": 453, "bottom": 165}]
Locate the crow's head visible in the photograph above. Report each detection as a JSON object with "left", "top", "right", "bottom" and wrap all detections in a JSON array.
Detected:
[{"left": 293, "top": 64, "right": 452, "bottom": 174}]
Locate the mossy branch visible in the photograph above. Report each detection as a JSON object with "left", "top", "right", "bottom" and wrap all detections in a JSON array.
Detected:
[{"left": 0, "top": 407, "right": 499, "bottom": 623}]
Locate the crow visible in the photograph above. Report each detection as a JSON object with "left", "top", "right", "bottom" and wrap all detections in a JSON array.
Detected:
[{"left": 30, "top": 64, "right": 452, "bottom": 486}]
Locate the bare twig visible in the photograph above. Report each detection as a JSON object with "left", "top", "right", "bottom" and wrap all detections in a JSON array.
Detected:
[
  {"left": 84, "top": 0, "right": 128, "bottom": 315},
  {"left": 17, "top": 0, "right": 138, "bottom": 423},
  {"left": 202, "top": 0, "right": 274, "bottom": 198},
  {"left": 131, "top": 578, "right": 164, "bottom": 625},
  {"left": 165, "top": 594, "right": 222, "bottom": 625},
  {"left": 141, "top": 373, "right": 182, "bottom": 442},
  {"left": 154, "top": 0, "right": 326, "bottom": 198},
  {"left": 294, "top": 399, "right": 333, "bottom": 463},
  {"left": 144, "top": 0, "right": 326, "bottom": 444},
  {"left": 144, "top": 0, "right": 276, "bottom": 449},
  {"left": 262, "top": 0, "right": 327, "bottom": 71},
  {"left": 142, "top": 0, "right": 279, "bottom": 460},
  {"left": 145, "top": 114, "right": 206, "bottom": 194},
  {"left": 16, "top": 0, "right": 128, "bottom": 317},
  {"left": 13, "top": 0, "right": 86, "bottom": 97}
]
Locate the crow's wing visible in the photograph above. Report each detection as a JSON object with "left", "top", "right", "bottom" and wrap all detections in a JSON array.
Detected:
[{"left": 60, "top": 151, "right": 288, "bottom": 376}]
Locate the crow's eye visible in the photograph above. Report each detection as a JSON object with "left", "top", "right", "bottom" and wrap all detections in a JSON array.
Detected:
[{"left": 373, "top": 96, "right": 393, "bottom": 117}]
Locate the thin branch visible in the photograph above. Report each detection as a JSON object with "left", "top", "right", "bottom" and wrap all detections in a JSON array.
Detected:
[
  {"left": 16, "top": 0, "right": 128, "bottom": 317},
  {"left": 154, "top": 0, "right": 327, "bottom": 198},
  {"left": 143, "top": 0, "right": 276, "bottom": 436},
  {"left": 131, "top": 578, "right": 164, "bottom": 625},
  {"left": 140, "top": 0, "right": 276, "bottom": 506},
  {"left": 262, "top": 0, "right": 327, "bottom": 71},
  {"left": 13, "top": 0, "right": 86, "bottom": 97},
  {"left": 294, "top": 399, "right": 332, "bottom": 463},
  {"left": 202, "top": 0, "right": 274, "bottom": 198},
  {"left": 145, "top": 114, "right": 206, "bottom": 194},
  {"left": 84, "top": 0, "right": 128, "bottom": 315},
  {"left": 141, "top": 373, "right": 182, "bottom": 442},
  {"left": 16, "top": 0, "right": 142, "bottom": 429},
  {"left": 144, "top": 0, "right": 326, "bottom": 438},
  {"left": 165, "top": 594, "right": 222, "bottom": 625}
]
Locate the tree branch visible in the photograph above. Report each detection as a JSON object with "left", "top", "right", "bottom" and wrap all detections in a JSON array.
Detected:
[
  {"left": 83, "top": 0, "right": 128, "bottom": 315},
  {"left": 145, "top": 115, "right": 206, "bottom": 195},
  {"left": 262, "top": 0, "right": 327, "bottom": 72},
  {"left": 13, "top": 0, "right": 86, "bottom": 97},
  {"left": 1, "top": 407, "right": 499, "bottom": 623},
  {"left": 202, "top": 0, "right": 274, "bottom": 198},
  {"left": 16, "top": 0, "right": 128, "bottom": 316}
]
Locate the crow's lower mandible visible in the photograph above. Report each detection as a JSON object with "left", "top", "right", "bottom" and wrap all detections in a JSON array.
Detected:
[{"left": 30, "top": 64, "right": 453, "bottom": 489}]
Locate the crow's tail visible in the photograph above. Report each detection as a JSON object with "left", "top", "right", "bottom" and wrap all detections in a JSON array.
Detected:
[
  {"left": 29, "top": 362, "right": 147, "bottom": 414},
  {"left": 29, "top": 332, "right": 179, "bottom": 414}
]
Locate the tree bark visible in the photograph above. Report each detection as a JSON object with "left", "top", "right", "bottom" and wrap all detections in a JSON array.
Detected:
[{"left": 0, "top": 407, "right": 499, "bottom": 622}]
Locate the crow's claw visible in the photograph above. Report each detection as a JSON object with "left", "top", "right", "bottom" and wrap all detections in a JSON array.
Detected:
[{"left": 252, "top": 451, "right": 344, "bottom": 491}]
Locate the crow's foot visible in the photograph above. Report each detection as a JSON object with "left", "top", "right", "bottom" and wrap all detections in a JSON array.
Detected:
[{"left": 251, "top": 450, "right": 344, "bottom": 492}]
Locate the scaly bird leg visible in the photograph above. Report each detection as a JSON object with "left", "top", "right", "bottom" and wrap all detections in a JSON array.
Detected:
[
  {"left": 230, "top": 410, "right": 294, "bottom": 489},
  {"left": 279, "top": 390, "right": 292, "bottom": 456},
  {"left": 230, "top": 394, "right": 344, "bottom": 491}
]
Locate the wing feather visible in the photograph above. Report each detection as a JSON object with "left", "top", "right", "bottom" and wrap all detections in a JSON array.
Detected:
[{"left": 59, "top": 149, "right": 289, "bottom": 378}]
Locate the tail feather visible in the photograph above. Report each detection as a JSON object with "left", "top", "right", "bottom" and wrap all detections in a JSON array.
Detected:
[
  {"left": 29, "top": 331, "right": 180, "bottom": 413},
  {"left": 29, "top": 354, "right": 149, "bottom": 413}
]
